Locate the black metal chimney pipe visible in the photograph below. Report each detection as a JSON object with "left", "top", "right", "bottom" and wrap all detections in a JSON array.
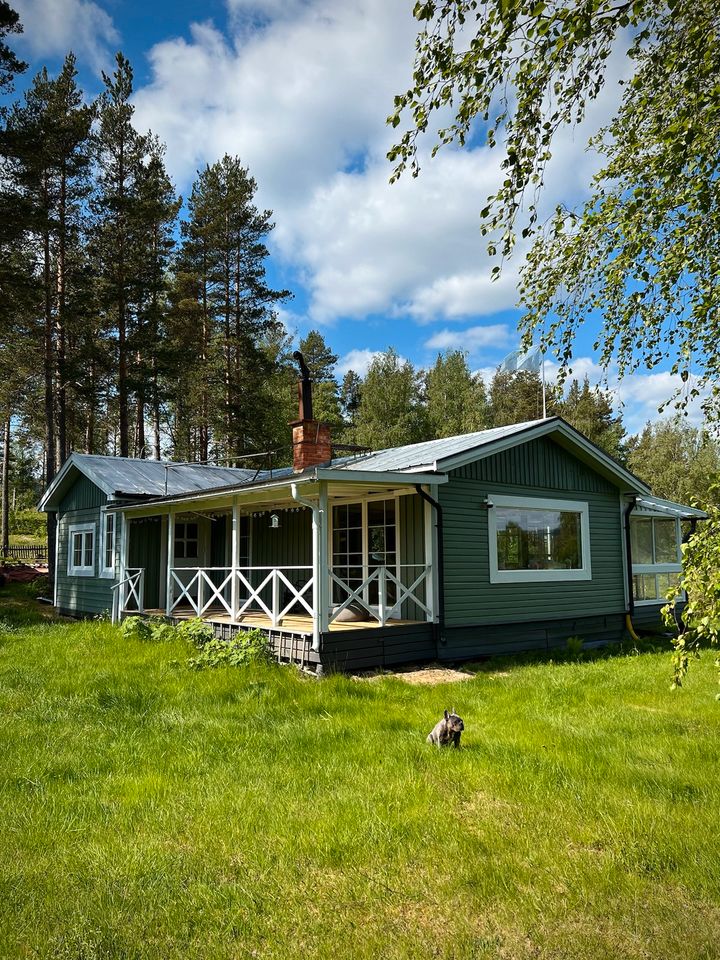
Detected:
[{"left": 292, "top": 351, "right": 313, "bottom": 421}]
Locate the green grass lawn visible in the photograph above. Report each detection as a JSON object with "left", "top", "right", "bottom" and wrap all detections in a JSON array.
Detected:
[{"left": 1, "top": 583, "right": 719, "bottom": 960}]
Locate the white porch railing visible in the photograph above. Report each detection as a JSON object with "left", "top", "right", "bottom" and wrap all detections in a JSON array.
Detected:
[
  {"left": 168, "top": 565, "right": 314, "bottom": 628},
  {"left": 111, "top": 567, "right": 145, "bottom": 624},
  {"left": 329, "top": 563, "right": 432, "bottom": 627},
  {"left": 166, "top": 562, "right": 432, "bottom": 629}
]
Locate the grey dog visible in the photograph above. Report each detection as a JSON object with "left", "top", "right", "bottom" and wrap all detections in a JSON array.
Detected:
[{"left": 427, "top": 709, "right": 464, "bottom": 748}]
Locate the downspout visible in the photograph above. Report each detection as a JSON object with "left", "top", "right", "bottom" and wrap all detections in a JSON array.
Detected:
[
  {"left": 291, "top": 482, "right": 322, "bottom": 654},
  {"left": 415, "top": 484, "right": 445, "bottom": 656},
  {"left": 624, "top": 495, "right": 640, "bottom": 642}
]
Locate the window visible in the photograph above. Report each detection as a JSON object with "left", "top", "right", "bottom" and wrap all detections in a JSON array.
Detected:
[
  {"left": 488, "top": 495, "right": 591, "bottom": 583},
  {"left": 67, "top": 523, "right": 96, "bottom": 577},
  {"left": 174, "top": 521, "right": 199, "bottom": 560},
  {"left": 100, "top": 510, "right": 116, "bottom": 577},
  {"left": 331, "top": 498, "right": 398, "bottom": 605},
  {"left": 630, "top": 515, "right": 682, "bottom": 604}
]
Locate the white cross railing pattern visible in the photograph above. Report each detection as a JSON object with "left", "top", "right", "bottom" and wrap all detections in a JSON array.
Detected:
[
  {"left": 111, "top": 567, "right": 145, "bottom": 624},
  {"left": 169, "top": 565, "right": 314, "bottom": 628},
  {"left": 329, "top": 563, "right": 432, "bottom": 626},
  {"left": 164, "top": 562, "right": 432, "bottom": 629}
]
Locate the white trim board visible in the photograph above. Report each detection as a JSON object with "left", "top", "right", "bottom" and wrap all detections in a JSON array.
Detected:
[{"left": 488, "top": 494, "right": 592, "bottom": 584}]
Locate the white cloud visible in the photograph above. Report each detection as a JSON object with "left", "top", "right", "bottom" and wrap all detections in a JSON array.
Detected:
[
  {"left": 130, "top": 1, "right": 520, "bottom": 323},
  {"left": 425, "top": 324, "right": 512, "bottom": 353},
  {"left": 131, "top": 1, "right": 643, "bottom": 344},
  {"left": 14, "top": 0, "right": 119, "bottom": 72},
  {"left": 337, "top": 348, "right": 381, "bottom": 377}
]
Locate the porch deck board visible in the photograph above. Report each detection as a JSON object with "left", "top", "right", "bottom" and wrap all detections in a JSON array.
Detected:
[{"left": 136, "top": 607, "right": 423, "bottom": 636}]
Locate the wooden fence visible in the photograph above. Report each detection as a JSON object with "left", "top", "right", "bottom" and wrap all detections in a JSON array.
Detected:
[{"left": 2, "top": 544, "right": 48, "bottom": 562}]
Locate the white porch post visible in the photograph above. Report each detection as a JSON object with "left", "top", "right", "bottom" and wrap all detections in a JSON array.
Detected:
[
  {"left": 291, "top": 482, "right": 326, "bottom": 653},
  {"left": 119, "top": 513, "right": 129, "bottom": 612},
  {"left": 318, "top": 481, "right": 329, "bottom": 637},
  {"left": 165, "top": 510, "right": 175, "bottom": 616},
  {"left": 231, "top": 499, "right": 239, "bottom": 622},
  {"left": 423, "top": 487, "right": 437, "bottom": 623}
]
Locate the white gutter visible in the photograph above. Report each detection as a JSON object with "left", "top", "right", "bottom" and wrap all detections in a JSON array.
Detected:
[{"left": 291, "top": 482, "right": 323, "bottom": 654}]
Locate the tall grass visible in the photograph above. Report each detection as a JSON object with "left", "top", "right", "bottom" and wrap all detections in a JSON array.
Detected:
[{"left": 1, "top": 584, "right": 719, "bottom": 959}]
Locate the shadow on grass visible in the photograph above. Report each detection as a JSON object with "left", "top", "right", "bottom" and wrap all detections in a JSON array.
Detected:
[
  {"left": 462, "top": 632, "right": 679, "bottom": 676},
  {"left": 0, "top": 580, "right": 62, "bottom": 629}
]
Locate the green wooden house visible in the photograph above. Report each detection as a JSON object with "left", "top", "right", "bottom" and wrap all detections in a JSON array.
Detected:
[{"left": 39, "top": 416, "right": 705, "bottom": 672}]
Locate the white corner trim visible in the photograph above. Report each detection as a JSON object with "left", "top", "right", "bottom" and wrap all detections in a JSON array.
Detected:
[{"left": 488, "top": 494, "right": 592, "bottom": 584}]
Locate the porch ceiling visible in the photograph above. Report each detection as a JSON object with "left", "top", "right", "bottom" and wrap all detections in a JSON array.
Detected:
[{"left": 109, "top": 472, "right": 442, "bottom": 518}]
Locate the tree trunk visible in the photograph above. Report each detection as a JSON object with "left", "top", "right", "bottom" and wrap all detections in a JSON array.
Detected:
[{"left": 1, "top": 417, "right": 10, "bottom": 558}]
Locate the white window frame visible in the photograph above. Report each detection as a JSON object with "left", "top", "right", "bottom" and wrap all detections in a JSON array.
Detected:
[
  {"left": 100, "top": 509, "right": 116, "bottom": 578},
  {"left": 630, "top": 513, "right": 683, "bottom": 606},
  {"left": 67, "top": 522, "right": 96, "bottom": 577},
  {"left": 329, "top": 495, "right": 402, "bottom": 609},
  {"left": 488, "top": 494, "right": 592, "bottom": 584}
]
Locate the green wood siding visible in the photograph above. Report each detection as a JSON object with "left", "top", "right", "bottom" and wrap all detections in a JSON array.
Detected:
[
  {"left": 56, "top": 504, "right": 116, "bottom": 617},
  {"left": 439, "top": 436, "right": 626, "bottom": 629},
  {"left": 321, "top": 623, "right": 435, "bottom": 671},
  {"left": 59, "top": 474, "right": 107, "bottom": 512},
  {"left": 251, "top": 509, "right": 312, "bottom": 568}
]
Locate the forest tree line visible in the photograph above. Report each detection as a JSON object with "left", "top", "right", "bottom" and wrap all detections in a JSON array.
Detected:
[{"left": 1, "top": 5, "right": 718, "bottom": 561}]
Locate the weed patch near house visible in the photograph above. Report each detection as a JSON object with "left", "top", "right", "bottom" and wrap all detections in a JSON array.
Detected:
[{"left": 1, "top": 584, "right": 719, "bottom": 959}]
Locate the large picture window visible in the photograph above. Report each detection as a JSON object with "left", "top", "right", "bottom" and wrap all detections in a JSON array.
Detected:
[
  {"left": 67, "top": 523, "right": 96, "bottom": 577},
  {"left": 630, "top": 515, "right": 682, "bottom": 604},
  {"left": 488, "top": 495, "right": 591, "bottom": 583}
]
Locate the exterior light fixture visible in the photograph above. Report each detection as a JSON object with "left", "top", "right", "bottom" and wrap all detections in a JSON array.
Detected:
[{"left": 270, "top": 513, "right": 280, "bottom": 529}]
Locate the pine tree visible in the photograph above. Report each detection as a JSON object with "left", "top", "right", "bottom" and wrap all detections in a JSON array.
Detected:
[
  {"left": 426, "top": 350, "right": 489, "bottom": 438},
  {"left": 559, "top": 377, "right": 626, "bottom": 461},
  {"left": 627, "top": 419, "right": 720, "bottom": 508},
  {"left": 1, "top": 55, "right": 94, "bottom": 579},
  {"left": 0, "top": 2, "right": 26, "bottom": 99},
  {"left": 488, "top": 369, "right": 559, "bottom": 426},
  {"left": 340, "top": 370, "right": 362, "bottom": 441},
  {"left": 355, "top": 349, "right": 430, "bottom": 450},
  {"left": 129, "top": 137, "right": 180, "bottom": 458},
  {"left": 175, "top": 155, "right": 290, "bottom": 461},
  {"left": 298, "top": 329, "right": 341, "bottom": 429},
  {"left": 92, "top": 53, "right": 147, "bottom": 457}
]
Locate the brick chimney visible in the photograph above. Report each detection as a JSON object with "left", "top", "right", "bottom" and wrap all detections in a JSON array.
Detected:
[{"left": 290, "top": 351, "right": 332, "bottom": 472}]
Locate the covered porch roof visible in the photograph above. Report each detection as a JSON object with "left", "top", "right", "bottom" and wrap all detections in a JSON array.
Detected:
[{"left": 107, "top": 467, "right": 446, "bottom": 517}]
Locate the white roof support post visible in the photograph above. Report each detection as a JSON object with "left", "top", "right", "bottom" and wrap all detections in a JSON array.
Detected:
[
  {"left": 231, "top": 498, "right": 239, "bottom": 623},
  {"left": 291, "top": 482, "right": 324, "bottom": 653},
  {"left": 423, "top": 486, "right": 438, "bottom": 623},
  {"left": 119, "top": 512, "right": 129, "bottom": 615},
  {"left": 318, "top": 481, "right": 329, "bottom": 637},
  {"left": 165, "top": 510, "right": 175, "bottom": 617}
]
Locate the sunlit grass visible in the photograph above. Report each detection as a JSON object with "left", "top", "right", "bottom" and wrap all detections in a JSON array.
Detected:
[{"left": 1, "top": 583, "right": 719, "bottom": 959}]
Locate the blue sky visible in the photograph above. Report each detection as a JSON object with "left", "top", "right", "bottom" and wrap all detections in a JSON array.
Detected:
[{"left": 8, "top": 0, "right": 703, "bottom": 433}]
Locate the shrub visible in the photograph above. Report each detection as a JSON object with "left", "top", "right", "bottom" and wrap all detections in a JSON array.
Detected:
[
  {"left": 9, "top": 509, "right": 47, "bottom": 539},
  {"left": 186, "top": 628, "right": 274, "bottom": 670},
  {"left": 175, "top": 617, "right": 215, "bottom": 647},
  {"left": 119, "top": 617, "right": 153, "bottom": 642}
]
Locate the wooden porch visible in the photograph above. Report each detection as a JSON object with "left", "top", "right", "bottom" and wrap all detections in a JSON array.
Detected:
[{"left": 138, "top": 606, "right": 425, "bottom": 636}]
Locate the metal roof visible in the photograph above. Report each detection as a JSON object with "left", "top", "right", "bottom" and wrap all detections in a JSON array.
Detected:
[
  {"left": 330, "top": 421, "right": 542, "bottom": 473},
  {"left": 635, "top": 495, "right": 708, "bottom": 520},
  {"left": 39, "top": 453, "right": 260, "bottom": 510},
  {"left": 79, "top": 456, "right": 258, "bottom": 496}
]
